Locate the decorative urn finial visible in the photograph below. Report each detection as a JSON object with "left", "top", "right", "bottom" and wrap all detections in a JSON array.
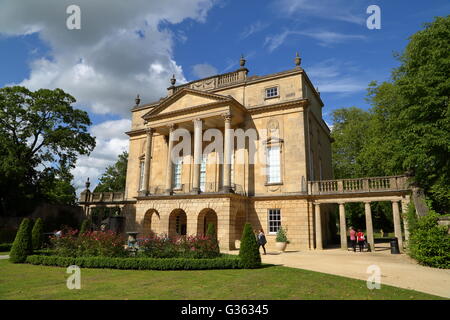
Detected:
[
  {"left": 85, "top": 177, "right": 90, "bottom": 190},
  {"left": 170, "top": 74, "right": 176, "bottom": 86},
  {"left": 239, "top": 54, "right": 246, "bottom": 67},
  {"left": 135, "top": 94, "right": 140, "bottom": 106},
  {"left": 295, "top": 52, "right": 301, "bottom": 67}
]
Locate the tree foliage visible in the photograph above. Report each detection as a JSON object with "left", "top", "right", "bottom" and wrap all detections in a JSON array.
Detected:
[
  {"left": 331, "top": 16, "right": 450, "bottom": 213},
  {"left": 94, "top": 151, "right": 128, "bottom": 192},
  {"left": 0, "top": 86, "right": 95, "bottom": 216}
]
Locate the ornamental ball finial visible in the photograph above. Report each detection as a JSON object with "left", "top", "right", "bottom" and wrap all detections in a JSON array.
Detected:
[
  {"left": 239, "top": 54, "right": 246, "bottom": 67},
  {"left": 170, "top": 74, "right": 176, "bottom": 86},
  {"left": 135, "top": 94, "right": 140, "bottom": 106},
  {"left": 295, "top": 52, "right": 301, "bottom": 67},
  {"left": 85, "top": 177, "right": 90, "bottom": 190}
]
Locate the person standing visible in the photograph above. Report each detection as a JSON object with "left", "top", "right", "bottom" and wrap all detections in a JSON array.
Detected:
[
  {"left": 349, "top": 227, "right": 357, "bottom": 252},
  {"left": 258, "top": 229, "right": 267, "bottom": 255},
  {"left": 356, "top": 229, "right": 365, "bottom": 252}
]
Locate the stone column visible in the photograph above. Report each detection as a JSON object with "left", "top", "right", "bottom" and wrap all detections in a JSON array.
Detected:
[
  {"left": 401, "top": 197, "right": 410, "bottom": 241},
  {"left": 192, "top": 118, "right": 203, "bottom": 193},
  {"left": 139, "top": 128, "right": 154, "bottom": 196},
  {"left": 392, "top": 200, "right": 403, "bottom": 252},
  {"left": 165, "top": 124, "right": 176, "bottom": 194},
  {"left": 315, "top": 203, "right": 323, "bottom": 250},
  {"left": 339, "top": 203, "right": 347, "bottom": 250},
  {"left": 222, "top": 113, "right": 232, "bottom": 192},
  {"left": 364, "top": 202, "right": 375, "bottom": 251}
]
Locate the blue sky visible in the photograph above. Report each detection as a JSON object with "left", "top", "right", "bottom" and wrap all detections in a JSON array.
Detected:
[{"left": 0, "top": 0, "right": 448, "bottom": 192}]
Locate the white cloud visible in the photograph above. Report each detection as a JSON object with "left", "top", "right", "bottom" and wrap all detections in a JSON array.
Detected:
[
  {"left": 305, "top": 59, "right": 367, "bottom": 94},
  {"left": 72, "top": 119, "right": 131, "bottom": 195},
  {"left": 239, "top": 21, "right": 269, "bottom": 39},
  {"left": 264, "top": 29, "right": 366, "bottom": 52},
  {"left": 274, "top": 0, "right": 366, "bottom": 25},
  {"left": 0, "top": 0, "right": 215, "bottom": 116},
  {"left": 192, "top": 63, "right": 218, "bottom": 79}
]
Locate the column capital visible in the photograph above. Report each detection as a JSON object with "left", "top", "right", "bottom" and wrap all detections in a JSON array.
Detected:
[
  {"left": 145, "top": 127, "right": 155, "bottom": 135},
  {"left": 391, "top": 199, "right": 401, "bottom": 204},
  {"left": 167, "top": 123, "right": 176, "bottom": 131},
  {"left": 338, "top": 202, "right": 345, "bottom": 206},
  {"left": 364, "top": 201, "right": 371, "bottom": 205},
  {"left": 222, "top": 113, "right": 232, "bottom": 122},
  {"left": 192, "top": 117, "right": 203, "bottom": 123}
]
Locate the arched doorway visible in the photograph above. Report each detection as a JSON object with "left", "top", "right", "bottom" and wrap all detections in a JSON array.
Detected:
[
  {"left": 142, "top": 209, "right": 160, "bottom": 236},
  {"left": 197, "top": 208, "right": 218, "bottom": 237},
  {"left": 169, "top": 209, "right": 187, "bottom": 237}
]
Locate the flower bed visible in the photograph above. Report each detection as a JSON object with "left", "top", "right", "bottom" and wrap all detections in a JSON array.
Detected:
[
  {"left": 25, "top": 254, "right": 242, "bottom": 270},
  {"left": 136, "top": 235, "right": 220, "bottom": 259}
]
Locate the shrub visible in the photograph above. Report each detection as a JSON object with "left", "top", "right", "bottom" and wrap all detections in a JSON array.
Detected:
[
  {"left": 275, "top": 227, "right": 289, "bottom": 243},
  {"left": 51, "top": 230, "right": 127, "bottom": 257},
  {"left": 9, "top": 218, "right": 33, "bottom": 263},
  {"left": 239, "top": 223, "right": 261, "bottom": 269},
  {"left": 137, "top": 234, "right": 220, "bottom": 259},
  {"left": 206, "top": 223, "right": 216, "bottom": 238},
  {"left": 31, "top": 218, "right": 44, "bottom": 250},
  {"left": 25, "top": 255, "right": 242, "bottom": 270},
  {"left": 407, "top": 209, "right": 450, "bottom": 269},
  {"left": 79, "top": 219, "right": 91, "bottom": 234}
]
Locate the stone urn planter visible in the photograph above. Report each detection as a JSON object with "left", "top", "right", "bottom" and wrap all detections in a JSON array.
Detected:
[
  {"left": 275, "top": 241, "right": 288, "bottom": 252},
  {"left": 275, "top": 227, "right": 289, "bottom": 252}
]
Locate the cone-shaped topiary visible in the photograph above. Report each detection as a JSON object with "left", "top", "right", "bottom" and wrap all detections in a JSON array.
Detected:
[
  {"left": 9, "top": 218, "right": 33, "bottom": 263},
  {"left": 79, "top": 219, "right": 91, "bottom": 235},
  {"left": 206, "top": 223, "right": 216, "bottom": 239},
  {"left": 239, "top": 223, "right": 261, "bottom": 268},
  {"left": 31, "top": 218, "right": 44, "bottom": 250}
]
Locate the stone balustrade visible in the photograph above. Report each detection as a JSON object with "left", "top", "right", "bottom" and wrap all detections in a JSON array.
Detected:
[
  {"left": 308, "top": 175, "right": 409, "bottom": 195},
  {"left": 79, "top": 191, "right": 125, "bottom": 204}
]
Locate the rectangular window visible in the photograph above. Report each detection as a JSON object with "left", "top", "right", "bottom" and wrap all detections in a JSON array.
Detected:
[
  {"left": 266, "top": 145, "right": 281, "bottom": 183},
  {"left": 268, "top": 209, "right": 281, "bottom": 234},
  {"left": 138, "top": 160, "right": 145, "bottom": 191},
  {"left": 265, "top": 87, "right": 278, "bottom": 98},
  {"left": 200, "top": 155, "right": 207, "bottom": 192},
  {"left": 173, "top": 158, "right": 182, "bottom": 189}
]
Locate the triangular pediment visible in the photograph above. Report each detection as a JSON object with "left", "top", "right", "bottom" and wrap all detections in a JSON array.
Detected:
[{"left": 143, "top": 88, "right": 231, "bottom": 119}]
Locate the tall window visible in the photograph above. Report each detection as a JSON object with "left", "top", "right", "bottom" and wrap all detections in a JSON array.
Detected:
[
  {"left": 138, "top": 160, "right": 145, "bottom": 191},
  {"left": 173, "top": 158, "right": 182, "bottom": 189},
  {"left": 230, "top": 150, "right": 235, "bottom": 185},
  {"left": 268, "top": 209, "right": 281, "bottom": 234},
  {"left": 266, "top": 145, "right": 281, "bottom": 183},
  {"left": 200, "top": 154, "right": 207, "bottom": 192}
]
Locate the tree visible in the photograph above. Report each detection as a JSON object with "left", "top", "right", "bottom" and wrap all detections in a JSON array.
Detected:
[
  {"left": 0, "top": 86, "right": 95, "bottom": 216},
  {"left": 94, "top": 151, "right": 128, "bottom": 192},
  {"left": 80, "top": 219, "right": 91, "bottom": 234},
  {"left": 9, "top": 218, "right": 33, "bottom": 263},
  {"left": 239, "top": 223, "right": 261, "bottom": 268},
  {"left": 31, "top": 218, "right": 44, "bottom": 250}
]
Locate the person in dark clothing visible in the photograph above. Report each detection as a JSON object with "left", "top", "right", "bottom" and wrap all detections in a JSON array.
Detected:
[{"left": 258, "top": 229, "right": 267, "bottom": 255}]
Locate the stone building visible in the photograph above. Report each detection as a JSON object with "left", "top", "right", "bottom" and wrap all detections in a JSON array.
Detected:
[{"left": 80, "top": 54, "right": 411, "bottom": 252}]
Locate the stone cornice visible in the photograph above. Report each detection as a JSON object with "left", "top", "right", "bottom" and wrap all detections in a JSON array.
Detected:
[{"left": 247, "top": 98, "right": 308, "bottom": 115}]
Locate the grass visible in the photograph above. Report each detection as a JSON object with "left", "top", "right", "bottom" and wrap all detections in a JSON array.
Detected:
[
  {"left": 0, "top": 252, "right": 9, "bottom": 255},
  {"left": 0, "top": 259, "right": 443, "bottom": 300}
]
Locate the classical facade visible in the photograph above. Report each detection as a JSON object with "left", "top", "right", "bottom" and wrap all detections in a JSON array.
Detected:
[{"left": 80, "top": 54, "right": 411, "bottom": 252}]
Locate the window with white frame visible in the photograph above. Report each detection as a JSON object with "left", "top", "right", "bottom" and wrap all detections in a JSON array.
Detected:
[
  {"left": 138, "top": 160, "right": 145, "bottom": 191},
  {"left": 266, "top": 144, "right": 281, "bottom": 183},
  {"left": 268, "top": 209, "right": 281, "bottom": 234},
  {"left": 173, "top": 158, "right": 182, "bottom": 189},
  {"left": 265, "top": 86, "right": 278, "bottom": 98},
  {"left": 200, "top": 154, "right": 207, "bottom": 192}
]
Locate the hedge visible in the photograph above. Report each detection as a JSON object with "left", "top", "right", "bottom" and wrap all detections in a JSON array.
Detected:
[
  {"left": 239, "top": 223, "right": 261, "bottom": 269},
  {"left": 26, "top": 255, "right": 243, "bottom": 270},
  {"left": 0, "top": 243, "right": 13, "bottom": 252},
  {"left": 9, "top": 218, "right": 33, "bottom": 263}
]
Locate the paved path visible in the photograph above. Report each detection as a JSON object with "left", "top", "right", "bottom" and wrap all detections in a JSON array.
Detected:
[
  {"left": 226, "top": 247, "right": 450, "bottom": 298},
  {"left": 0, "top": 255, "right": 9, "bottom": 260}
]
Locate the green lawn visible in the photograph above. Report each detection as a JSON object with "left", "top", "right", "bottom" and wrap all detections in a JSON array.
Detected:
[
  {"left": 0, "top": 252, "right": 9, "bottom": 255},
  {"left": 0, "top": 260, "right": 443, "bottom": 300}
]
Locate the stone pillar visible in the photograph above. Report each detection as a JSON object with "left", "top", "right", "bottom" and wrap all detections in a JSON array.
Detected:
[
  {"left": 192, "top": 118, "right": 203, "bottom": 193},
  {"left": 364, "top": 202, "right": 375, "bottom": 251},
  {"left": 392, "top": 200, "right": 403, "bottom": 252},
  {"left": 401, "top": 197, "right": 410, "bottom": 241},
  {"left": 222, "top": 113, "right": 232, "bottom": 192},
  {"left": 165, "top": 124, "right": 176, "bottom": 194},
  {"left": 139, "top": 128, "right": 154, "bottom": 196},
  {"left": 315, "top": 203, "right": 323, "bottom": 250},
  {"left": 339, "top": 203, "right": 347, "bottom": 250}
]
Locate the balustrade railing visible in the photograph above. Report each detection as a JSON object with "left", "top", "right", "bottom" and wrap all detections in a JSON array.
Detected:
[{"left": 308, "top": 175, "right": 409, "bottom": 195}]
